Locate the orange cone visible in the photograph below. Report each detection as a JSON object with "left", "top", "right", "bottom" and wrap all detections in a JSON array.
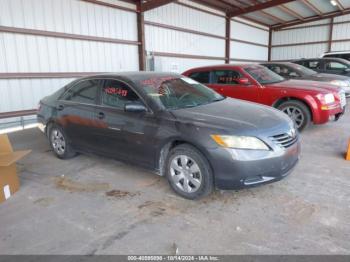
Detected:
[{"left": 346, "top": 139, "right": 350, "bottom": 161}]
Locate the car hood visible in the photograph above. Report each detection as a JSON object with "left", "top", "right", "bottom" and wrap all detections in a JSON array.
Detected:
[
  {"left": 171, "top": 98, "right": 293, "bottom": 136},
  {"left": 269, "top": 79, "right": 342, "bottom": 93}
]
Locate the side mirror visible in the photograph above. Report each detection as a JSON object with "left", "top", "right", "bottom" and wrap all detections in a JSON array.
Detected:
[
  {"left": 124, "top": 102, "right": 147, "bottom": 113},
  {"left": 237, "top": 78, "right": 251, "bottom": 85}
]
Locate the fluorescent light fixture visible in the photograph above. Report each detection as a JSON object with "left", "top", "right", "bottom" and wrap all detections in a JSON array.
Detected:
[{"left": 330, "top": 0, "right": 338, "bottom": 6}]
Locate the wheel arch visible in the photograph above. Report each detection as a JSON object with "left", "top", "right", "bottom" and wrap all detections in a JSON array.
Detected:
[
  {"left": 272, "top": 96, "right": 314, "bottom": 121},
  {"left": 157, "top": 139, "right": 214, "bottom": 181}
]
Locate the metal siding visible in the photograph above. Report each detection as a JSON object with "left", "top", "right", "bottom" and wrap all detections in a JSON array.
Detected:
[
  {"left": 0, "top": 78, "right": 75, "bottom": 112},
  {"left": 332, "top": 42, "right": 350, "bottom": 52},
  {"left": 334, "top": 14, "right": 350, "bottom": 23},
  {"left": 230, "top": 42, "right": 268, "bottom": 61},
  {"left": 153, "top": 57, "right": 224, "bottom": 74},
  {"left": 0, "top": 0, "right": 139, "bottom": 119},
  {"left": 271, "top": 18, "right": 331, "bottom": 60},
  {"left": 271, "top": 43, "right": 328, "bottom": 61},
  {"left": 272, "top": 26, "right": 330, "bottom": 45},
  {"left": 145, "top": 3, "right": 226, "bottom": 37},
  {"left": 332, "top": 23, "right": 350, "bottom": 41},
  {"left": 0, "top": 33, "right": 139, "bottom": 73},
  {"left": 0, "top": 0, "right": 138, "bottom": 40},
  {"left": 229, "top": 19, "right": 268, "bottom": 61},
  {"left": 145, "top": 25, "right": 225, "bottom": 57},
  {"left": 231, "top": 20, "right": 269, "bottom": 45}
]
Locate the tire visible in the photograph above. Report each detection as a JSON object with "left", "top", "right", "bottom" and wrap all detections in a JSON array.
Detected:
[
  {"left": 49, "top": 124, "right": 77, "bottom": 159},
  {"left": 165, "top": 144, "right": 213, "bottom": 200},
  {"left": 277, "top": 100, "right": 311, "bottom": 132}
]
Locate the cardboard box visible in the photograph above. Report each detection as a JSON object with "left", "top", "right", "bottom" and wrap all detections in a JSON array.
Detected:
[{"left": 0, "top": 134, "right": 31, "bottom": 203}]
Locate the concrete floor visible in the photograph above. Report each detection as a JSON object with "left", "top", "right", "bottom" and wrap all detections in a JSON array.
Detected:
[{"left": 1, "top": 112, "right": 350, "bottom": 255}]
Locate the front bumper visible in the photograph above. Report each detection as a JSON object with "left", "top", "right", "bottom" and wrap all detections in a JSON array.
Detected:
[
  {"left": 315, "top": 104, "right": 345, "bottom": 124},
  {"left": 207, "top": 139, "right": 301, "bottom": 190}
]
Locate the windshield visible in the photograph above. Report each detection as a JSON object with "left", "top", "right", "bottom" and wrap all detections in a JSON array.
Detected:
[
  {"left": 288, "top": 63, "right": 317, "bottom": 76},
  {"left": 139, "top": 77, "right": 224, "bottom": 110},
  {"left": 244, "top": 66, "right": 285, "bottom": 84}
]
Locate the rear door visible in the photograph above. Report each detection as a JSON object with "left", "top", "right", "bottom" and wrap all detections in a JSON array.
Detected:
[
  {"left": 93, "top": 79, "right": 159, "bottom": 168},
  {"left": 207, "top": 69, "right": 260, "bottom": 102},
  {"left": 57, "top": 79, "right": 101, "bottom": 151}
]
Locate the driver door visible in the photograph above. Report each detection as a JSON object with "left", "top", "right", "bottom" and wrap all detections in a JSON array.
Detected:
[
  {"left": 207, "top": 69, "right": 260, "bottom": 103},
  {"left": 93, "top": 79, "right": 159, "bottom": 168}
]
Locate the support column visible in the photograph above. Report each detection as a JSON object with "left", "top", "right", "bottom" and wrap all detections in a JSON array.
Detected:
[
  {"left": 328, "top": 18, "right": 334, "bottom": 53},
  {"left": 225, "top": 16, "right": 230, "bottom": 64},
  {"left": 268, "top": 27, "right": 272, "bottom": 61},
  {"left": 137, "top": 2, "right": 146, "bottom": 71}
]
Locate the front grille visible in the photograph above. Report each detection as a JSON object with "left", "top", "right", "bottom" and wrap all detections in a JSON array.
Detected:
[
  {"left": 270, "top": 133, "right": 298, "bottom": 148},
  {"left": 339, "top": 90, "right": 347, "bottom": 108}
]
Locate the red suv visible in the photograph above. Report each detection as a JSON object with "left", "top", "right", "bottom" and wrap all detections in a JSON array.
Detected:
[{"left": 183, "top": 64, "right": 346, "bottom": 131}]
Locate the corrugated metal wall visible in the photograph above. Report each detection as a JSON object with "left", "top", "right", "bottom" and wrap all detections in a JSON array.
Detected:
[
  {"left": 332, "top": 14, "right": 350, "bottom": 51},
  {"left": 271, "top": 14, "right": 350, "bottom": 61},
  {"left": 271, "top": 20, "right": 330, "bottom": 61},
  {"left": 145, "top": 0, "right": 269, "bottom": 73},
  {"left": 144, "top": 1, "right": 226, "bottom": 73},
  {"left": 230, "top": 19, "right": 269, "bottom": 61},
  {"left": 0, "top": 0, "right": 139, "bottom": 127}
]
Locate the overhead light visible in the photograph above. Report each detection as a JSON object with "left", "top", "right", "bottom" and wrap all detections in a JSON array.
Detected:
[{"left": 330, "top": 0, "right": 338, "bottom": 6}]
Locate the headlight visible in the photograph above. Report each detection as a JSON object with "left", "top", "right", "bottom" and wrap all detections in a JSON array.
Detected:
[
  {"left": 211, "top": 135, "right": 269, "bottom": 150},
  {"left": 330, "top": 80, "right": 349, "bottom": 87},
  {"left": 317, "top": 93, "right": 335, "bottom": 104},
  {"left": 324, "top": 93, "right": 335, "bottom": 104}
]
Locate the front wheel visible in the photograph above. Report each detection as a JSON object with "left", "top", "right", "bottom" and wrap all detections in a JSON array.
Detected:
[
  {"left": 166, "top": 144, "right": 213, "bottom": 200},
  {"left": 278, "top": 100, "right": 311, "bottom": 132}
]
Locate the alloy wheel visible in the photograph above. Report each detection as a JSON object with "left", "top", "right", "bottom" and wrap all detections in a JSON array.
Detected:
[
  {"left": 282, "top": 106, "right": 304, "bottom": 129},
  {"left": 170, "top": 155, "right": 202, "bottom": 193},
  {"left": 51, "top": 129, "right": 66, "bottom": 155}
]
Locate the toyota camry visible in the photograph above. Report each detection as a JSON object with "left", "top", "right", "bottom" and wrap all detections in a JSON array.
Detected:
[{"left": 37, "top": 72, "right": 300, "bottom": 199}]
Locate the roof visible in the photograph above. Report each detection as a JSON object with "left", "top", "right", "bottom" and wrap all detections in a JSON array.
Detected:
[
  {"left": 183, "top": 64, "right": 265, "bottom": 72},
  {"left": 294, "top": 57, "right": 350, "bottom": 63},
  {"left": 79, "top": 71, "right": 182, "bottom": 81},
  {"left": 130, "top": 0, "right": 350, "bottom": 30}
]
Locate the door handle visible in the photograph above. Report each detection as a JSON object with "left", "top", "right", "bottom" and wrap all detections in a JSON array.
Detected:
[
  {"left": 97, "top": 112, "right": 105, "bottom": 119},
  {"left": 57, "top": 104, "right": 64, "bottom": 111}
]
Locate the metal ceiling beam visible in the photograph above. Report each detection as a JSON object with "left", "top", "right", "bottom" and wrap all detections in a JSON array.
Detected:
[
  {"left": 334, "top": 0, "right": 345, "bottom": 12},
  {"left": 140, "top": 0, "right": 176, "bottom": 12},
  {"left": 259, "top": 10, "right": 286, "bottom": 23},
  {"left": 272, "top": 7, "right": 350, "bottom": 30},
  {"left": 228, "top": 0, "right": 296, "bottom": 17},
  {"left": 301, "top": 0, "right": 323, "bottom": 16},
  {"left": 278, "top": 5, "right": 305, "bottom": 20}
]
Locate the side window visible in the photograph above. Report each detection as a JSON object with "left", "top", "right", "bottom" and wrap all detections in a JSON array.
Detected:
[
  {"left": 189, "top": 71, "right": 210, "bottom": 84},
  {"left": 101, "top": 80, "right": 141, "bottom": 109},
  {"left": 307, "top": 61, "right": 320, "bottom": 69},
  {"left": 326, "top": 62, "right": 347, "bottom": 70},
  {"left": 269, "top": 65, "right": 282, "bottom": 75},
  {"left": 213, "top": 70, "right": 241, "bottom": 85},
  {"left": 278, "top": 66, "right": 291, "bottom": 77},
  {"left": 63, "top": 79, "right": 99, "bottom": 104}
]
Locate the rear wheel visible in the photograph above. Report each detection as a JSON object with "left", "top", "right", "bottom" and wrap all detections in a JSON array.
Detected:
[
  {"left": 166, "top": 144, "right": 213, "bottom": 200},
  {"left": 49, "top": 124, "right": 77, "bottom": 159},
  {"left": 278, "top": 100, "right": 311, "bottom": 131}
]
